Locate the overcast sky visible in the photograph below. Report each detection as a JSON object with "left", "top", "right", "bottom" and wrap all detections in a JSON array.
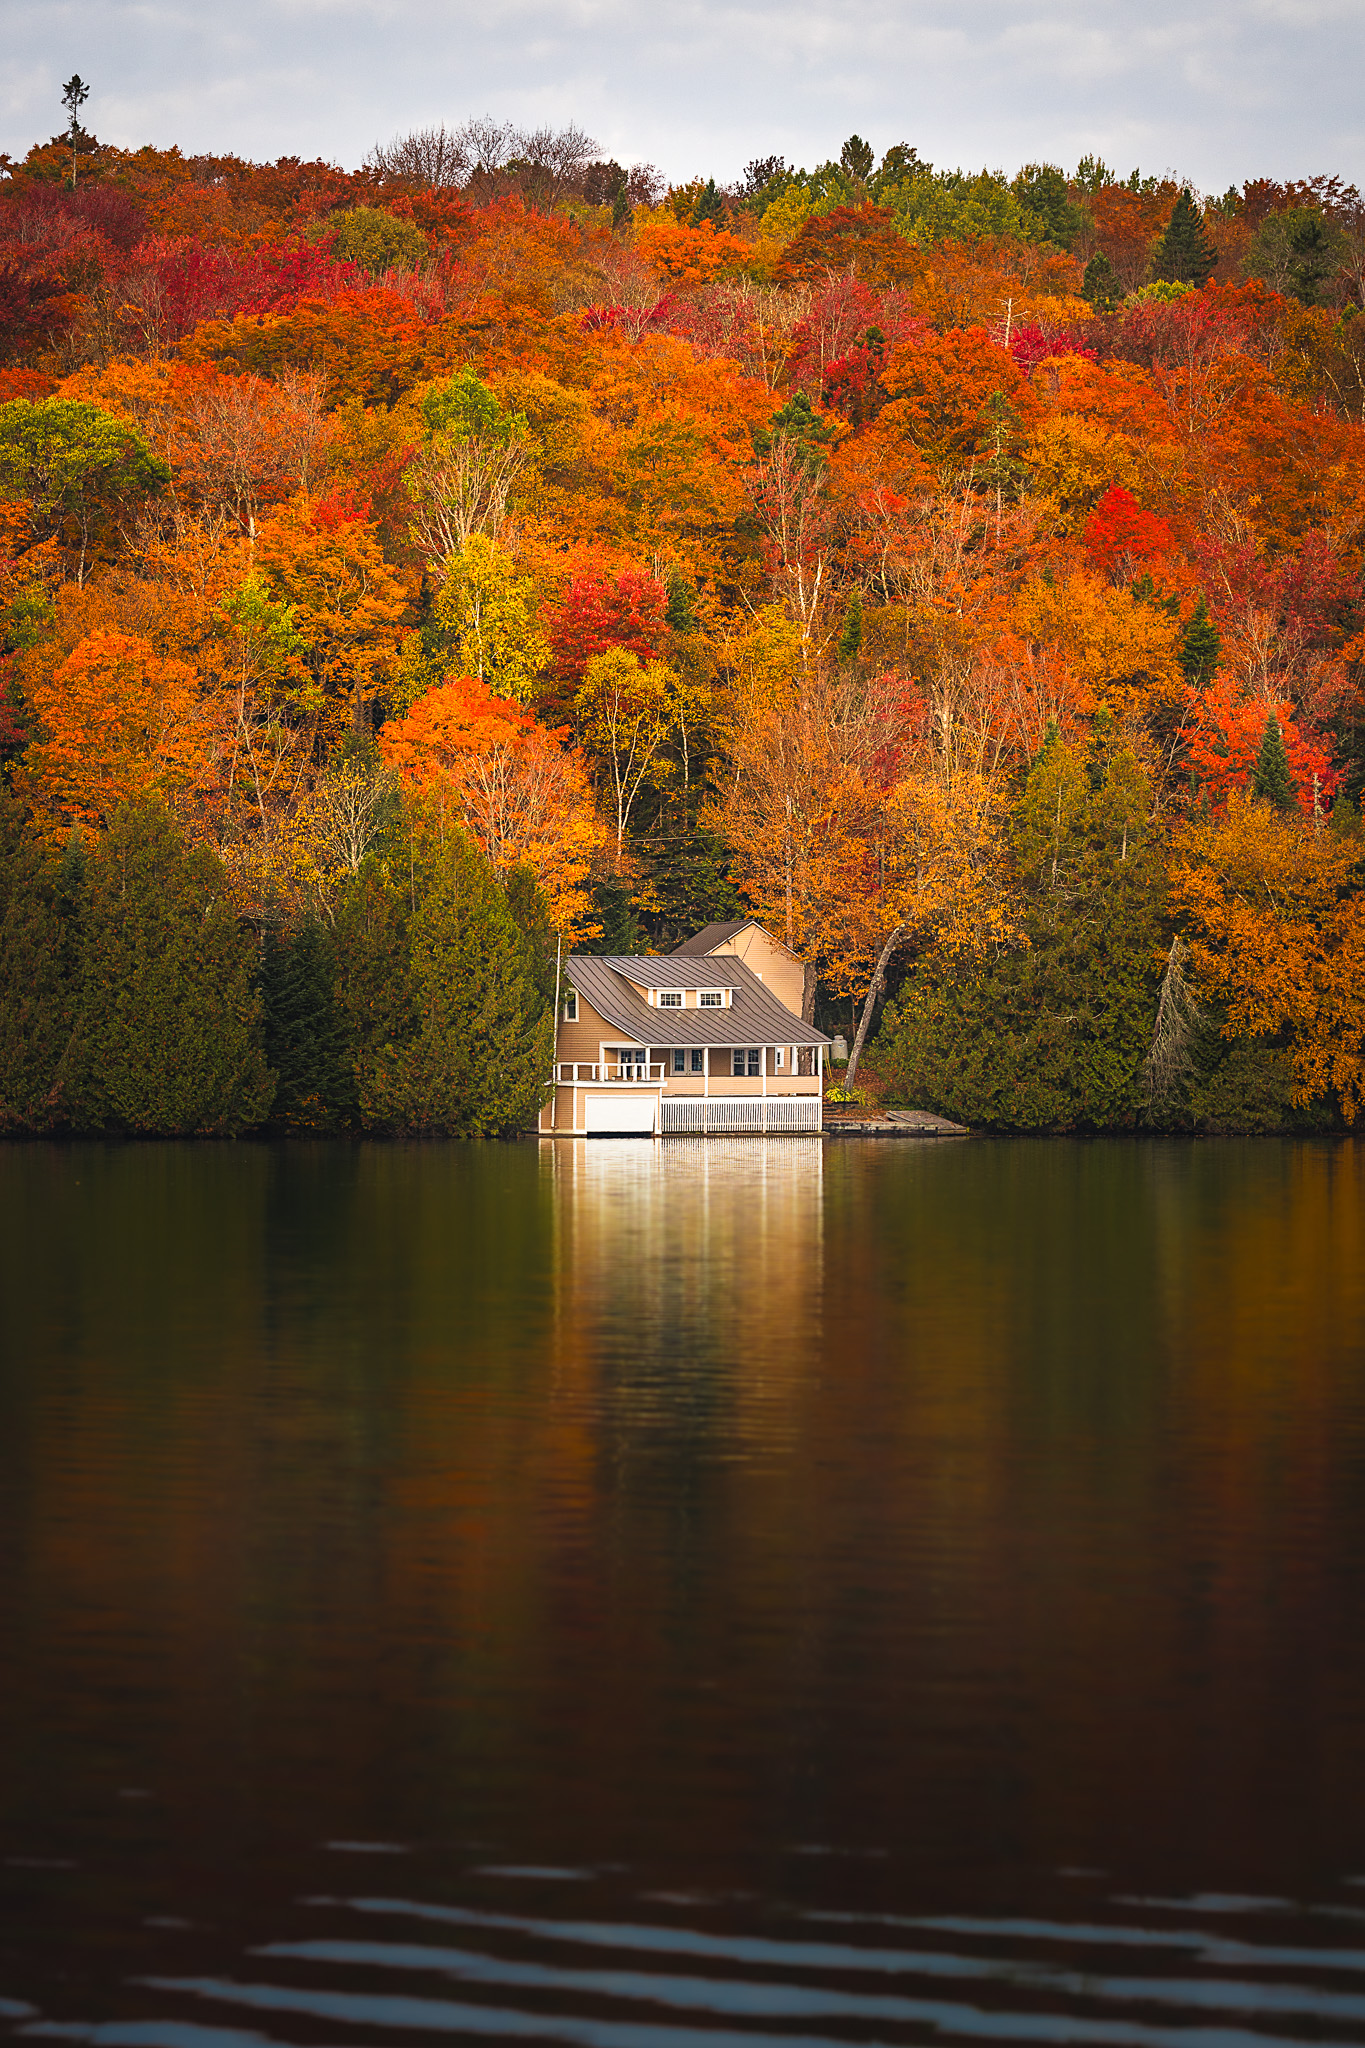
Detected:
[{"left": 3, "top": 0, "right": 1363, "bottom": 195}]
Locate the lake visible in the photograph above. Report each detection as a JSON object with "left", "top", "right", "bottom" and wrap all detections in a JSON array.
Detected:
[{"left": 2, "top": 1134, "right": 1365, "bottom": 2048}]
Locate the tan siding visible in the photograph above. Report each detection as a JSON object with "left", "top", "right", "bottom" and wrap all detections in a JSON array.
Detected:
[{"left": 710, "top": 928, "right": 806, "bottom": 1016}]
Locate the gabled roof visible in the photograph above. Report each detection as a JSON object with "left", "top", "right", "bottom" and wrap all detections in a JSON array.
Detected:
[
  {"left": 671, "top": 917, "right": 803, "bottom": 962},
  {"left": 566, "top": 954, "right": 830, "bottom": 1049},
  {"left": 671, "top": 920, "right": 751, "bottom": 957}
]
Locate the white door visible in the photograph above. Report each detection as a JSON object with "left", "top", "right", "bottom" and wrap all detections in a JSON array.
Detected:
[{"left": 585, "top": 1092, "right": 657, "bottom": 1135}]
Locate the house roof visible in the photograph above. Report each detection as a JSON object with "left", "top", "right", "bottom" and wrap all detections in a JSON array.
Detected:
[
  {"left": 671, "top": 917, "right": 803, "bottom": 962},
  {"left": 565, "top": 954, "right": 830, "bottom": 1049},
  {"left": 671, "top": 919, "right": 753, "bottom": 957}
]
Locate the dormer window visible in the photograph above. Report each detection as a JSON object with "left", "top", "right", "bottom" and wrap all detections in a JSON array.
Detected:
[
  {"left": 700, "top": 990, "right": 723, "bottom": 1008},
  {"left": 658, "top": 990, "right": 682, "bottom": 1008}
]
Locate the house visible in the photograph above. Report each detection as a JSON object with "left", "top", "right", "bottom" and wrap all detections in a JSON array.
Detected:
[{"left": 540, "top": 920, "right": 831, "bottom": 1136}]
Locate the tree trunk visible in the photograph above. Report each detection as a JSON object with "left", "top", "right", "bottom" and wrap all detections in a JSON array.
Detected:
[
  {"left": 801, "top": 959, "right": 818, "bottom": 1024},
  {"left": 845, "top": 923, "right": 908, "bottom": 1091}
]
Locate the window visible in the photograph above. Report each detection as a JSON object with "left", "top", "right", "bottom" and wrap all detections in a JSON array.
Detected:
[
  {"left": 562, "top": 991, "right": 577, "bottom": 1021},
  {"left": 658, "top": 989, "right": 682, "bottom": 1008},
  {"left": 733, "top": 1048, "right": 761, "bottom": 1078},
  {"left": 672, "top": 1049, "right": 685, "bottom": 1073},
  {"left": 775, "top": 1046, "right": 784, "bottom": 1069},
  {"left": 690, "top": 1049, "right": 704, "bottom": 1074},
  {"left": 700, "top": 990, "right": 723, "bottom": 1008}
]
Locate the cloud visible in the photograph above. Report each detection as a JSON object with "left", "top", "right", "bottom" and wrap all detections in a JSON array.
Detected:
[{"left": 4, "top": 0, "right": 1364, "bottom": 188}]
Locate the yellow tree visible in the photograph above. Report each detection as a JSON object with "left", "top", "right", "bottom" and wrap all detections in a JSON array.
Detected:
[
  {"left": 433, "top": 534, "right": 548, "bottom": 701},
  {"left": 1170, "top": 792, "right": 1365, "bottom": 1120},
  {"left": 573, "top": 648, "right": 675, "bottom": 862},
  {"left": 253, "top": 502, "right": 408, "bottom": 730},
  {"left": 843, "top": 768, "right": 1019, "bottom": 1088}
]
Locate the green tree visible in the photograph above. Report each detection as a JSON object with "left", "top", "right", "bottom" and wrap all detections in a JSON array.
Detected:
[
  {"left": 1011, "top": 162, "right": 1085, "bottom": 249},
  {"left": 840, "top": 136, "right": 875, "bottom": 183},
  {"left": 1081, "top": 251, "right": 1121, "bottom": 311},
  {"left": 691, "top": 178, "right": 726, "bottom": 228},
  {"left": 73, "top": 804, "right": 275, "bottom": 1135},
  {"left": 61, "top": 74, "right": 89, "bottom": 190},
  {"left": 836, "top": 589, "right": 863, "bottom": 665},
  {"left": 337, "top": 829, "right": 551, "bottom": 1136},
  {"left": 873, "top": 742, "right": 1163, "bottom": 1130},
  {"left": 1245, "top": 207, "right": 1346, "bottom": 306},
  {"left": 1151, "top": 189, "right": 1217, "bottom": 287},
  {"left": 0, "top": 399, "right": 170, "bottom": 582},
  {"left": 260, "top": 918, "right": 357, "bottom": 1130},
  {"left": 1251, "top": 711, "right": 1295, "bottom": 810},
  {"left": 1179, "top": 593, "right": 1222, "bottom": 684},
  {"left": 0, "top": 808, "right": 83, "bottom": 1132}
]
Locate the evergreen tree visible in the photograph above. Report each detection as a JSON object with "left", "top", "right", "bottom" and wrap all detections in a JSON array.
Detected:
[
  {"left": 260, "top": 918, "right": 357, "bottom": 1131},
  {"left": 1151, "top": 189, "right": 1217, "bottom": 286},
  {"left": 0, "top": 807, "right": 83, "bottom": 1132},
  {"left": 840, "top": 135, "right": 875, "bottom": 183},
  {"left": 664, "top": 568, "right": 697, "bottom": 633},
  {"left": 874, "top": 746, "right": 1163, "bottom": 1130},
  {"left": 1251, "top": 711, "right": 1295, "bottom": 811},
  {"left": 1179, "top": 594, "right": 1222, "bottom": 685},
  {"left": 691, "top": 179, "right": 726, "bottom": 229},
  {"left": 1011, "top": 162, "right": 1084, "bottom": 249},
  {"left": 73, "top": 803, "right": 275, "bottom": 1135},
  {"left": 836, "top": 589, "right": 863, "bottom": 665},
  {"left": 1081, "top": 251, "right": 1121, "bottom": 311},
  {"left": 505, "top": 863, "right": 559, "bottom": 1008},
  {"left": 342, "top": 832, "right": 551, "bottom": 1136}
]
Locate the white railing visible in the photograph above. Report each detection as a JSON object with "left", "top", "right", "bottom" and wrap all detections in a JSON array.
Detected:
[{"left": 557, "top": 1062, "right": 664, "bottom": 1083}]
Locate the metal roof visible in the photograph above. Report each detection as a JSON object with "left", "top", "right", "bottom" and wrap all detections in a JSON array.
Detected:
[
  {"left": 671, "top": 919, "right": 752, "bottom": 956},
  {"left": 565, "top": 954, "right": 831, "bottom": 1049},
  {"left": 603, "top": 957, "right": 739, "bottom": 991}
]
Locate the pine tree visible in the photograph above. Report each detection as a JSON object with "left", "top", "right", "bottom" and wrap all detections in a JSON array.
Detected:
[
  {"left": 74, "top": 803, "right": 275, "bottom": 1135},
  {"left": 1251, "top": 712, "right": 1295, "bottom": 811},
  {"left": 691, "top": 179, "right": 726, "bottom": 229},
  {"left": 0, "top": 807, "right": 83, "bottom": 1132},
  {"left": 840, "top": 135, "right": 874, "bottom": 183},
  {"left": 1180, "top": 594, "right": 1222, "bottom": 685},
  {"left": 260, "top": 919, "right": 357, "bottom": 1131},
  {"left": 837, "top": 589, "right": 863, "bottom": 665},
  {"left": 344, "top": 833, "right": 551, "bottom": 1136},
  {"left": 1081, "top": 251, "right": 1121, "bottom": 311},
  {"left": 1151, "top": 189, "right": 1217, "bottom": 287}
]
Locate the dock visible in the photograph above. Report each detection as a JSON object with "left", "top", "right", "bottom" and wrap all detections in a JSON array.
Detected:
[{"left": 822, "top": 1109, "right": 968, "bottom": 1138}]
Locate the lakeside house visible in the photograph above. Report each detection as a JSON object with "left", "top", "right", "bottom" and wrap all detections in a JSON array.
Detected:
[{"left": 540, "top": 919, "right": 832, "bottom": 1136}]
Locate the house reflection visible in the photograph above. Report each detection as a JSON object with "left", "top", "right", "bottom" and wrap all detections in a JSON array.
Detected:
[{"left": 543, "top": 1137, "right": 825, "bottom": 1440}]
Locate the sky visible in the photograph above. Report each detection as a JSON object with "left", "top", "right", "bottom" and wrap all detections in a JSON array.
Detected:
[{"left": 3, "top": 0, "right": 1364, "bottom": 194}]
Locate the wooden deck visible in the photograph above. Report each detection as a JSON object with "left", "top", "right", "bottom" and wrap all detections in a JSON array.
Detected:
[{"left": 822, "top": 1108, "right": 968, "bottom": 1137}]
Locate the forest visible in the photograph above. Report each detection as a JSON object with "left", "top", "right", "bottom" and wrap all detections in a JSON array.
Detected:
[{"left": 1, "top": 103, "right": 1364, "bottom": 1136}]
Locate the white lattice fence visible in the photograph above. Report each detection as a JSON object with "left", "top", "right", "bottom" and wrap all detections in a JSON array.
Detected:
[{"left": 659, "top": 1096, "right": 821, "bottom": 1134}]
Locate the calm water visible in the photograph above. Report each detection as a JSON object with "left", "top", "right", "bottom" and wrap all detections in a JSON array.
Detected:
[{"left": 3, "top": 1135, "right": 1365, "bottom": 2048}]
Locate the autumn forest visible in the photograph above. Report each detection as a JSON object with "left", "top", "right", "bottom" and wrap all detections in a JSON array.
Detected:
[{"left": 2, "top": 108, "right": 1364, "bottom": 1136}]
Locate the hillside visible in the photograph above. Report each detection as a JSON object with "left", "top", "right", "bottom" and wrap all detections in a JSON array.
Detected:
[{"left": 2, "top": 123, "right": 1363, "bottom": 1134}]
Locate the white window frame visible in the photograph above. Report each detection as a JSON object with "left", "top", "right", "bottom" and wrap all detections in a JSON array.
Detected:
[
  {"left": 699, "top": 989, "right": 724, "bottom": 1008},
  {"left": 562, "top": 991, "right": 577, "bottom": 1021},
  {"left": 658, "top": 989, "right": 682, "bottom": 1008}
]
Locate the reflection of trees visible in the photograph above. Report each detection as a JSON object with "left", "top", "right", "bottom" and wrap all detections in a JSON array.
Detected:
[{"left": 6, "top": 1140, "right": 1365, "bottom": 1883}]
